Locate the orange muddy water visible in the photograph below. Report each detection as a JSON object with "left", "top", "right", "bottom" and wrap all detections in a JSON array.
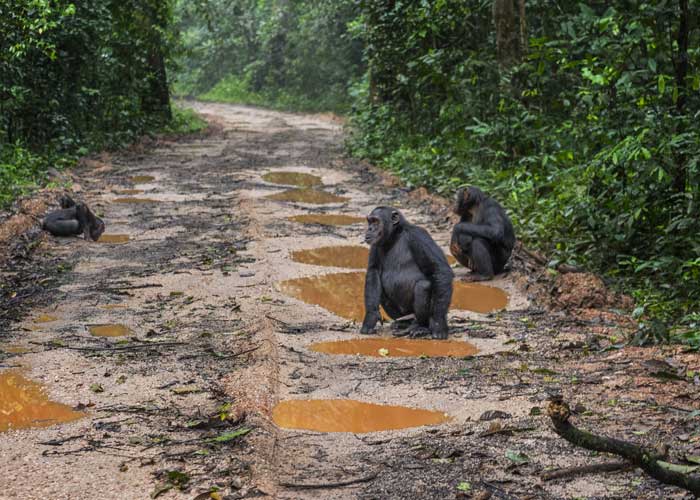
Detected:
[
  {"left": 0, "top": 371, "right": 84, "bottom": 432},
  {"left": 266, "top": 188, "right": 349, "bottom": 204},
  {"left": 262, "top": 171, "right": 322, "bottom": 187},
  {"left": 287, "top": 214, "right": 365, "bottom": 226},
  {"left": 290, "top": 246, "right": 456, "bottom": 269},
  {"left": 97, "top": 234, "right": 130, "bottom": 244},
  {"left": 34, "top": 314, "right": 58, "bottom": 323},
  {"left": 100, "top": 304, "right": 127, "bottom": 310},
  {"left": 113, "top": 198, "right": 159, "bottom": 204},
  {"left": 89, "top": 324, "right": 132, "bottom": 337},
  {"left": 272, "top": 399, "right": 451, "bottom": 433},
  {"left": 278, "top": 272, "right": 507, "bottom": 321},
  {"left": 130, "top": 175, "right": 155, "bottom": 183},
  {"left": 310, "top": 338, "right": 478, "bottom": 358},
  {"left": 2, "top": 346, "right": 30, "bottom": 354}
]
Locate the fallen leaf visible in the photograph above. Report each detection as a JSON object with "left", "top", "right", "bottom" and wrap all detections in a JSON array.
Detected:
[
  {"left": 456, "top": 481, "right": 471, "bottom": 492},
  {"left": 208, "top": 428, "right": 251, "bottom": 443},
  {"left": 90, "top": 383, "right": 104, "bottom": 393},
  {"left": 505, "top": 449, "right": 529, "bottom": 465},
  {"left": 378, "top": 348, "right": 389, "bottom": 357}
]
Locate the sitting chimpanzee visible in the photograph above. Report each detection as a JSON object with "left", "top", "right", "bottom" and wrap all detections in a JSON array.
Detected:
[
  {"left": 42, "top": 195, "right": 105, "bottom": 241},
  {"left": 450, "top": 186, "right": 515, "bottom": 281},
  {"left": 361, "top": 207, "right": 453, "bottom": 339}
]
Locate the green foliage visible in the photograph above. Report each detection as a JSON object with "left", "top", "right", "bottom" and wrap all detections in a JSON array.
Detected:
[
  {"left": 173, "top": 0, "right": 364, "bottom": 113},
  {"left": 348, "top": 1, "right": 700, "bottom": 337},
  {"left": 160, "top": 105, "right": 208, "bottom": 135}
]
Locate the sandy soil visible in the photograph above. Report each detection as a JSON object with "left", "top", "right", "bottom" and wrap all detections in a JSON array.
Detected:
[{"left": 0, "top": 102, "right": 698, "bottom": 500}]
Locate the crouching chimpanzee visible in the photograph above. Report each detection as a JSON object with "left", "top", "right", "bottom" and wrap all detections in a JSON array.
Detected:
[
  {"left": 361, "top": 207, "right": 453, "bottom": 339},
  {"left": 43, "top": 195, "right": 105, "bottom": 241},
  {"left": 450, "top": 186, "right": 515, "bottom": 281}
]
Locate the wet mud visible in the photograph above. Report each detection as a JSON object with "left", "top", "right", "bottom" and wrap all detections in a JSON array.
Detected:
[{"left": 309, "top": 337, "right": 478, "bottom": 358}]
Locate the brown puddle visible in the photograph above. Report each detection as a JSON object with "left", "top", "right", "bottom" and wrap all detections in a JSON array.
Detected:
[
  {"left": 278, "top": 272, "right": 507, "bottom": 321},
  {"left": 310, "top": 338, "right": 478, "bottom": 358},
  {"left": 266, "top": 188, "right": 349, "bottom": 204},
  {"left": 115, "top": 189, "right": 144, "bottom": 195},
  {"left": 89, "top": 324, "right": 132, "bottom": 337},
  {"left": 288, "top": 214, "right": 365, "bottom": 226},
  {"left": 101, "top": 304, "right": 127, "bottom": 310},
  {"left": 272, "top": 399, "right": 450, "bottom": 433},
  {"left": 262, "top": 171, "right": 322, "bottom": 187},
  {"left": 113, "top": 197, "right": 159, "bottom": 204},
  {"left": 291, "top": 246, "right": 368, "bottom": 269},
  {"left": 35, "top": 314, "right": 58, "bottom": 323},
  {"left": 291, "top": 246, "right": 456, "bottom": 269},
  {"left": 97, "top": 234, "right": 130, "bottom": 244},
  {"left": 0, "top": 370, "right": 84, "bottom": 432},
  {"left": 2, "top": 346, "right": 30, "bottom": 354},
  {"left": 130, "top": 175, "right": 155, "bottom": 183}
]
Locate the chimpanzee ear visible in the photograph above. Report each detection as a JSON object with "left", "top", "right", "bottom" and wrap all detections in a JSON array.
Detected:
[{"left": 391, "top": 210, "right": 400, "bottom": 225}]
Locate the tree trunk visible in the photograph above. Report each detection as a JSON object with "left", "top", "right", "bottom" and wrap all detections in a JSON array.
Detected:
[
  {"left": 672, "top": 0, "right": 689, "bottom": 193},
  {"left": 493, "top": 0, "right": 520, "bottom": 68}
]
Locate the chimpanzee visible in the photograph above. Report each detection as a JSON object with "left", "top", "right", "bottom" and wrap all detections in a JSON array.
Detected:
[
  {"left": 42, "top": 195, "right": 105, "bottom": 241},
  {"left": 450, "top": 186, "right": 515, "bottom": 281},
  {"left": 361, "top": 207, "right": 454, "bottom": 339}
]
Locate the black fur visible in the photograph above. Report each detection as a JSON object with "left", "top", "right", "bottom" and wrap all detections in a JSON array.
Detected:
[
  {"left": 361, "top": 207, "right": 453, "bottom": 339},
  {"left": 43, "top": 195, "right": 105, "bottom": 241},
  {"left": 450, "top": 186, "right": 515, "bottom": 281}
]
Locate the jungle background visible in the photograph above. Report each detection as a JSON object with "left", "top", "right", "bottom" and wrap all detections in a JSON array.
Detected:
[{"left": 2, "top": 0, "right": 699, "bottom": 345}]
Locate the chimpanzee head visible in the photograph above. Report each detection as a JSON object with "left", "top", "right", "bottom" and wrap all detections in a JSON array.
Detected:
[
  {"left": 59, "top": 194, "right": 76, "bottom": 209},
  {"left": 365, "top": 206, "right": 403, "bottom": 245},
  {"left": 76, "top": 203, "right": 105, "bottom": 241},
  {"left": 454, "top": 186, "right": 485, "bottom": 216}
]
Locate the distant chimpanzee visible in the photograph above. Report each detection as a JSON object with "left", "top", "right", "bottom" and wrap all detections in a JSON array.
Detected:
[
  {"left": 450, "top": 186, "right": 515, "bottom": 281},
  {"left": 361, "top": 207, "right": 454, "bottom": 339},
  {"left": 42, "top": 195, "right": 105, "bottom": 241}
]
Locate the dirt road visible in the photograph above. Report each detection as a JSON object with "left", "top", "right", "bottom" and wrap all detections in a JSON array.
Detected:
[{"left": 0, "top": 102, "right": 696, "bottom": 499}]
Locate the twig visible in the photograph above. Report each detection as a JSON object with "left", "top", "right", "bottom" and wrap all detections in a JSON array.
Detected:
[
  {"left": 542, "top": 461, "right": 632, "bottom": 481},
  {"left": 547, "top": 397, "right": 700, "bottom": 496},
  {"left": 279, "top": 472, "right": 378, "bottom": 489}
]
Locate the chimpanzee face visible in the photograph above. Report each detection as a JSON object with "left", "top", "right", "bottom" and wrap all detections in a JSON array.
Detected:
[
  {"left": 365, "top": 208, "right": 400, "bottom": 245},
  {"left": 88, "top": 217, "right": 106, "bottom": 241},
  {"left": 454, "top": 187, "right": 477, "bottom": 215}
]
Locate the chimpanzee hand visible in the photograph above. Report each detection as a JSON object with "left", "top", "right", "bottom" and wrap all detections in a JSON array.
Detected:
[
  {"left": 360, "top": 312, "right": 380, "bottom": 334},
  {"left": 430, "top": 318, "right": 449, "bottom": 340}
]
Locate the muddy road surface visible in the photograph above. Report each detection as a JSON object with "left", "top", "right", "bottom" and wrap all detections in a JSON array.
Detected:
[{"left": 1, "top": 102, "right": 697, "bottom": 500}]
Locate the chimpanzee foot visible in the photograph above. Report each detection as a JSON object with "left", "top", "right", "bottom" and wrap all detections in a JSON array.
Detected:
[
  {"left": 462, "top": 272, "right": 493, "bottom": 282},
  {"left": 407, "top": 325, "right": 431, "bottom": 338}
]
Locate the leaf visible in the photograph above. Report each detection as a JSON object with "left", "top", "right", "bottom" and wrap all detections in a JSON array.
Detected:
[
  {"left": 150, "top": 484, "right": 172, "bottom": 499},
  {"left": 166, "top": 470, "right": 190, "bottom": 487},
  {"left": 378, "top": 348, "right": 389, "bottom": 357},
  {"left": 208, "top": 428, "right": 251, "bottom": 443},
  {"left": 685, "top": 455, "right": 700, "bottom": 465},
  {"left": 505, "top": 449, "right": 529, "bottom": 465},
  {"left": 657, "top": 461, "right": 699, "bottom": 474},
  {"left": 90, "top": 383, "right": 104, "bottom": 393},
  {"left": 456, "top": 481, "right": 471, "bottom": 491},
  {"left": 172, "top": 384, "right": 201, "bottom": 395}
]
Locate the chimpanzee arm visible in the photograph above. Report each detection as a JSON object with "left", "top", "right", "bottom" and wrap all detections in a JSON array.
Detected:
[
  {"left": 453, "top": 208, "right": 506, "bottom": 243},
  {"left": 361, "top": 246, "right": 382, "bottom": 334}
]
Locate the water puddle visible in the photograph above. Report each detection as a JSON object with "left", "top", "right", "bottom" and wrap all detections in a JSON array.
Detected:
[
  {"left": 309, "top": 338, "right": 478, "bottom": 358},
  {"left": 35, "top": 315, "right": 58, "bottom": 323},
  {"left": 272, "top": 399, "right": 450, "bottom": 433},
  {"left": 89, "top": 324, "right": 132, "bottom": 337},
  {"left": 2, "top": 346, "right": 30, "bottom": 354},
  {"left": 262, "top": 171, "right": 322, "bottom": 187},
  {"left": 115, "top": 189, "right": 144, "bottom": 195},
  {"left": 101, "top": 304, "right": 127, "bottom": 310},
  {"left": 266, "top": 188, "right": 349, "bottom": 204},
  {"left": 278, "top": 272, "right": 507, "bottom": 321},
  {"left": 113, "top": 198, "right": 159, "bottom": 204},
  {"left": 0, "top": 370, "right": 84, "bottom": 432},
  {"left": 130, "top": 175, "right": 155, "bottom": 183},
  {"left": 291, "top": 246, "right": 368, "bottom": 269},
  {"left": 291, "top": 246, "right": 456, "bottom": 269},
  {"left": 97, "top": 234, "right": 130, "bottom": 244},
  {"left": 452, "top": 281, "right": 508, "bottom": 313},
  {"left": 288, "top": 214, "right": 365, "bottom": 226}
]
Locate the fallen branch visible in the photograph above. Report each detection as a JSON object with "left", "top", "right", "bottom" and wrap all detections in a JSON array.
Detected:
[
  {"left": 542, "top": 461, "right": 631, "bottom": 481},
  {"left": 279, "top": 472, "right": 378, "bottom": 490},
  {"left": 547, "top": 397, "right": 700, "bottom": 496}
]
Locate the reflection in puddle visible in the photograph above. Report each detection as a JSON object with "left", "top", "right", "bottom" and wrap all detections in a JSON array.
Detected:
[
  {"left": 115, "top": 189, "right": 144, "bottom": 195},
  {"left": 97, "top": 234, "right": 130, "bottom": 244},
  {"left": 451, "top": 281, "right": 508, "bottom": 313},
  {"left": 130, "top": 175, "right": 155, "bottom": 183},
  {"left": 310, "top": 338, "right": 478, "bottom": 358},
  {"left": 262, "top": 171, "right": 322, "bottom": 187},
  {"left": 291, "top": 246, "right": 456, "bottom": 269},
  {"left": 272, "top": 399, "right": 450, "bottom": 433},
  {"left": 35, "top": 315, "right": 58, "bottom": 323},
  {"left": 266, "top": 188, "right": 349, "bottom": 204},
  {"left": 291, "top": 246, "right": 368, "bottom": 269},
  {"left": 0, "top": 370, "right": 84, "bottom": 432},
  {"left": 89, "top": 324, "right": 132, "bottom": 337},
  {"left": 113, "top": 198, "right": 159, "bottom": 204},
  {"left": 278, "top": 272, "right": 507, "bottom": 321},
  {"left": 288, "top": 214, "right": 365, "bottom": 226}
]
